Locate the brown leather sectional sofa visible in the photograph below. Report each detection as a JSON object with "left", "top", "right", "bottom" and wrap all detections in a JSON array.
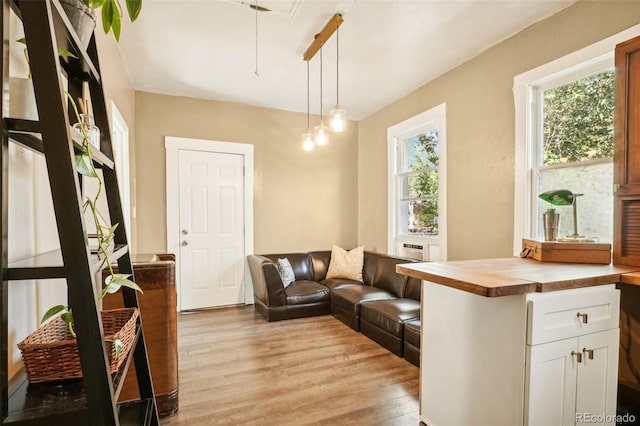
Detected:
[{"left": 247, "top": 250, "right": 421, "bottom": 366}]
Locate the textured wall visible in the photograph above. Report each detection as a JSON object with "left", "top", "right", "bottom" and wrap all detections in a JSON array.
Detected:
[
  {"left": 134, "top": 92, "right": 358, "bottom": 254},
  {"left": 357, "top": 0, "right": 640, "bottom": 259}
]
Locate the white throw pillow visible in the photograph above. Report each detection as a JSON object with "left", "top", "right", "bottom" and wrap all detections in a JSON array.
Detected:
[
  {"left": 325, "top": 245, "right": 364, "bottom": 282},
  {"left": 277, "top": 258, "right": 295, "bottom": 287}
]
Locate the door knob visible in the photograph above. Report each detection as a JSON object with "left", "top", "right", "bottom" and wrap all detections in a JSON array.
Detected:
[
  {"left": 182, "top": 241, "right": 189, "bottom": 246},
  {"left": 182, "top": 229, "right": 189, "bottom": 235},
  {"left": 583, "top": 348, "right": 594, "bottom": 360}
]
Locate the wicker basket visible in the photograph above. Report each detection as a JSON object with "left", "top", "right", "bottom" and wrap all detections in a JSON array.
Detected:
[{"left": 18, "top": 307, "right": 138, "bottom": 384}]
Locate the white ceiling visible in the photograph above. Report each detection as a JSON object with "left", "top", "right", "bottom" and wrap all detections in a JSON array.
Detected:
[{"left": 118, "top": 0, "right": 576, "bottom": 120}]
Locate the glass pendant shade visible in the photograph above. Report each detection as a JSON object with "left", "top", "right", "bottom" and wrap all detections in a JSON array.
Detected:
[
  {"left": 315, "top": 121, "right": 329, "bottom": 146},
  {"left": 330, "top": 106, "right": 346, "bottom": 132},
  {"left": 302, "top": 130, "right": 315, "bottom": 151}
]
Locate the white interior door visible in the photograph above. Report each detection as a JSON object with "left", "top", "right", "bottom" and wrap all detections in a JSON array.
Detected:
[{"left": 178, "top": 149, "right": 245, "bottom": 310}]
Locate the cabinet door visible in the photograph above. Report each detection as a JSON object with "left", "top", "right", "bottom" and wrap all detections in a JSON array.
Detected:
[
  {"left": 614, "top": 35, "right": 640, "bottom": 266},
  {"left": 525, "top": 338, "right": 578, "bottom": 426},
  {"left": 575, "top": 329, "right": 619, "bottom": 426}
]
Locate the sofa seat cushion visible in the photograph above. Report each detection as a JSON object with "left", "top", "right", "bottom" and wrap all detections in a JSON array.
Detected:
[
  {"left": 285, "top": 280, "right": 330, "bottom": 305},
  {"left": 404, "top": 318, "right": 421, "bottom": 348},
  {"left": 319, "top": 278, "right": 362, "bottom": 291},
  {"left": 360, "top": 299, "right": 421, "bottom": 337},
  {"left": 331, "top": 286, "right": 396, "bottom": 315}
]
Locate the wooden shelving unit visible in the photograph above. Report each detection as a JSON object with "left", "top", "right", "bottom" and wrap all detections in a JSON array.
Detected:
[{"left": 0, "top": 0, "right": 159, "bottom": 425}]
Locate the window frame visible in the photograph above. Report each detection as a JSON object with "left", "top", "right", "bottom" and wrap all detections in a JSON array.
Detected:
[
  {"left": 388, "top": 103, "right": 447, "bottom": 261},
  {"left": 512, "top": 23, "right": 640, "bottom": 255}
]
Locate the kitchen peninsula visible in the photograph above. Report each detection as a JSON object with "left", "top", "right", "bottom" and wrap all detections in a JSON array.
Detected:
[{"left": 397, "top": 257, "right": 639, "bottom": 426}]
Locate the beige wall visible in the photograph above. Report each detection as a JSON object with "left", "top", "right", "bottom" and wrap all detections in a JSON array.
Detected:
[
  {"left": 358, "top": 1, "right": 640, "bottom": 260},
  {"left": 134, "top": 92, "right": 358, "bottom": 254}
]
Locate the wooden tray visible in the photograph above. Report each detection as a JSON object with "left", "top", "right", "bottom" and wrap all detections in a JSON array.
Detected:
[{"left": 521, "top": 238, "right": 611, "bottom": 264}]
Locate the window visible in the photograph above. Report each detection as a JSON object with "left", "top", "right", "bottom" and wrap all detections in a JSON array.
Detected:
[
  {"left": 388, "top": 104, "right": 446, "bottom": 261},
  {"left": 399, "top": 131, "right": 439, "bottom": 236},
  {"left": 511, "top": 24, "right": 640, "bottom": 253},
  {"left": 533, "top": 69, "right": 614, "bottom": 242}
]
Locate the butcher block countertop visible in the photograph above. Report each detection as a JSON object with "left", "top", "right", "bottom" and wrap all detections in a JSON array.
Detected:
[{"left": 396, "top": 257, "right": 640, "bottom": 297}]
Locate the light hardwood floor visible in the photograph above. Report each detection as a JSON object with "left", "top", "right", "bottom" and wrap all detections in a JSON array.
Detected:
[{"left": 160, "top": 306, "right": 420, "bottom": 425}]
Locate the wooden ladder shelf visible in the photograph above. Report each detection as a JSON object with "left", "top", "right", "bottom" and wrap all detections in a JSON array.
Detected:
[{"left": 0, "top": 0, "right": 159, "bottom": 424}]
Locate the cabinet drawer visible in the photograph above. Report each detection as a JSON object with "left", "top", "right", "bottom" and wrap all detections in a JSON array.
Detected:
[{"left": 527, "top": 286, "right": 619, "bottom": 345}]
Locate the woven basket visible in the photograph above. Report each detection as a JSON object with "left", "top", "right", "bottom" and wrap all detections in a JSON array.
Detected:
[{"left": 18, "top": 307, "right": 138, "bottom": 384}]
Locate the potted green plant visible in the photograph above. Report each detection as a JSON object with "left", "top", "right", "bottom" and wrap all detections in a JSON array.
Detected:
[{"left": 60, "top": 0, "right": 142, "bottom": 46}]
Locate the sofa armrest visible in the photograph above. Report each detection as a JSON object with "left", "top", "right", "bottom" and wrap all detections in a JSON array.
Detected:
[{"left": 247, "top": 255, "right": 286, "bottom": 307}]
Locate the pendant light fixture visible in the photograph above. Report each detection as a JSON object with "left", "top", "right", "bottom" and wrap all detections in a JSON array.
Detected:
[
  {"left": 302, "top": 60, "right": 314, "bottom": 151},
  {"left": 314, "top": 46, "right": 329, "bottom": 146},
  {"left": 330, "top": 25, "right": 346, "bottom": 133},
  {"left": 301, "top": 14, "right": 343, "bottom": 151}
]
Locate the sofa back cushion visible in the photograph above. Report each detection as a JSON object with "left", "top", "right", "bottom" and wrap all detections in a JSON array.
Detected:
[
  {"left": 264, "top": 253, "right": 312, "bottom": 281},
  {"left": 369, "top": 253, "right": 408, "bottom": 297},
  {"left": 362, "top": 253, "right": 378, "bottom": 286},
  {"left": 309, "top": 250, "right": 331, "bottom": 281},
  {"left": 404, "top": 277, "right": 422, "bottom": 301}
]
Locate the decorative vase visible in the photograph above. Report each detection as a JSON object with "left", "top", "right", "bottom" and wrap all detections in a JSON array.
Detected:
[
  {"left": 59, "top": 0, "right": 96, "bottom": 50},
  {"left": 73, "top": 113, "right": 100, "bottom": 150},
  {"left": 542, "top": 208, "right": 560, "bottom": 241}
]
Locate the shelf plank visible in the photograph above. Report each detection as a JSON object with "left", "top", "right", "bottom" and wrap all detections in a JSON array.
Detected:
[
  {"left": 5, "top": 118, "right": 40, "bottom": 134},
  {"left": 70, "top": 129, "right": 115, "bottom": 170},
  {"left": 10, "top": 1, "right": 100, "bottom": 83},
  {"left": 3, "top": 323, "right": 141, "bottom": 425},
  {"left": 4, "top": 119, "right": 115, "bottom": 171},
  {"left": 7, "top": 245, "right": 128, "bottom": 281},
  {"left": 4, "top": 370, "right": 90, "bottom": 425}
]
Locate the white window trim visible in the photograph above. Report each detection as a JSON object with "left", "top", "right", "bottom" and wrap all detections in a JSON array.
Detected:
[
  {"left": 513, "top": 23, "right": 640, "bottom": 255},
  {"left": 387, "top": 103, "right": 447, "bottom": 261},
  {"left": 165, "top": 137, "right": 254, "bottom": 310}
]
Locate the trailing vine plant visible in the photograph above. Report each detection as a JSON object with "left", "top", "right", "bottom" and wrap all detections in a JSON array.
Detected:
[{"left": 40, "top": 95, "right": 141, "bottom": 358}]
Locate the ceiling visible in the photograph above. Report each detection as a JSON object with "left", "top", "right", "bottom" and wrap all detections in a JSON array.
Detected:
[{"left": 117, "top": 0, "right": 576, "bottom": 120}]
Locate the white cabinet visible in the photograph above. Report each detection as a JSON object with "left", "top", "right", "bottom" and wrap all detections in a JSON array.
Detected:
[
  {"left": 525, "top": 329, "right": 619, "bottom": 426},
  {"left": 420, "top": 283, "right": 620, "bottom": 426},
  {"left": 525, "top": 286, "right": 620, "bottom": 426}
]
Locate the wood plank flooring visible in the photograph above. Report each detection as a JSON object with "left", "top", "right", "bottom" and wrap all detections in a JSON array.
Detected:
[{"left": 160, "top": 306, "right": 420, "bottom": 425}]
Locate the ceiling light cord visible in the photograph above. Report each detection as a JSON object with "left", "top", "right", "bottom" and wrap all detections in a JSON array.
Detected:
[
  {"left": 336, "top": 26, "right": 339, "bottom": 105},
  {"left": 254, "top": 0, "right": 259, "bottom": 77},
  {"left": 307, "top": 60, "right": 310, "bottom": 129},
  {"left": 319, "top": 46, "right": 323, "bottom": 120}
]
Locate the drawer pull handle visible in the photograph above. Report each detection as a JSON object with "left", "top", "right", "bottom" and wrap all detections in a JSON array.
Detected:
[
  {"left": 571, "top": 351, "right": 583, "bottom": 363},
  {"left": 576, "top": 312, "right": 588, "bottom": 324},
  {"left": 583, "top": 348, "right": 594, "bottom": 360}
]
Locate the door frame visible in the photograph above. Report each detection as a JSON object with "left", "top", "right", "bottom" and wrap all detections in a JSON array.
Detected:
[
  {"left": 110, "top": 101, "right": 131, "bottom": 243},
  {"left": 165, "top": 136, "right": 254, "bottom": 311}
]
